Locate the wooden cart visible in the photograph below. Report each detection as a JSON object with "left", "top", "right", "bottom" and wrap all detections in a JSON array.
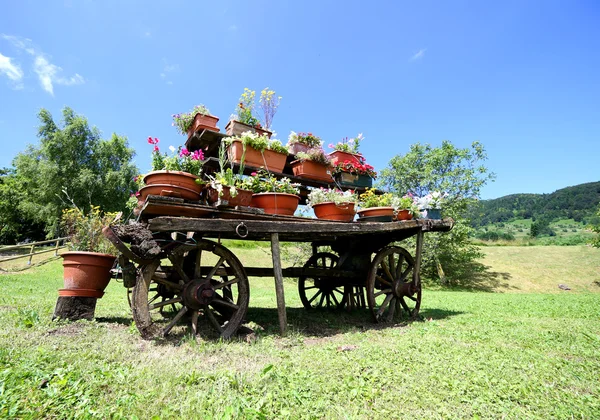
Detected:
[{"left": 104, "top": 129, "right": 453, "bottom": 339}]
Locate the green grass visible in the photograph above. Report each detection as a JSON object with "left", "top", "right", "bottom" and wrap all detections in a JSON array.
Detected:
[{"left": 1, "top": 247, "right": 599, "bottom": 418}]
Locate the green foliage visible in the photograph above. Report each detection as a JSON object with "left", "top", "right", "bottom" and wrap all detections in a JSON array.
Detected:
[
  {"left": 306, "top": 188, "right": 358, "bottom": 206},
  {"left": 6, "top": 107, "right": 138, "bottom": 239},
  {"left": 61, "top": 204, "right": 116, "bottom": 254},
  {"left": 241, "top": 171, "right": 300, "bottom": 194},
  {"left": 358, "top": 188, "right": 393, "bottom": 208},
  {"left": 380, "top": 141, "right": 495, "bottom": 285},
  {"left": 235, "top": 88, "right": 261, "bottom": 128},
  {"left": 591, "top": 204, "right": 600, "bottom": 248},
  {"left": 295, "top": 147, "right": 331, "bottom": 165},
  {"left": 287, "top": 131, "right": 323, "bottom": 148},
  {"left": 226, "top": 132, "right": 288, "bottom": 155},
  {"left": 171, "top": 104, "right": 211, "bottom": 135}
]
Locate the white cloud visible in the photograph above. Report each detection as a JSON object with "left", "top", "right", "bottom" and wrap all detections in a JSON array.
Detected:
[
  {"left": 2, "top": 34, "right": 85, "bottom": 95},
  {"left": 0, "top": 52, "right": 24, "bottom": 88},
  {"left": 34, "top": 55, "right": 84, "bottom": 96},
  {"left": 144, "top": 31, "right": 151, "bottom": 38},
  {"left": 409, "top": 48, "right": 426, "bottom": 62},
  {"left": 228, "top": 25, "right": 237, "bottom": 31},
  {"left": 160, "top": 60, "right": 179, "bottom": 85}
]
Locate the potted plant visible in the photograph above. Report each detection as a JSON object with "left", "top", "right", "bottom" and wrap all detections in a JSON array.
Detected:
[
  {"left": 244, "top": 171, "right": 301, "bottom": 216},
  {"left": 60, "top": 204, "right": 117, "bottom": 298},
  {"left": 416, "top": 191, "right": 447, "bottom": 219},
  {"left": 225, "top": 88, "right": 281, "bottom": 138},
  {"left": 307, "top": 188, "right": 357, "bottom": 222},
  {"left": 287, "top": 131, "right": 323, "bottom": 155},
  {"left": 332, "top": 157, "right": 377, "bottom": 188},
  {"left": 225, "top": 131, "right": 289, "bottom": 174},
  {"left": 290, "top": 147, "right": 333, "bottom": 182},
  {"left": 328, "top": 133, "right": 365, "bottom": 166},
  {"left": 206, "top": 143, "right": 253, "bottom": 207},
  {"left": 172, "top": 104, "right": 220, "bottom": 137},
  {"left": 126, "top": 174, "right": 146, "bottom": 216},
  {"left": 141, "top": 137, "right": 205, "bottom": 201},
  {"left": 357, "top": 188, "right": 395, "bottom": 221},
  {"left": 391, "top": 195, "right": 419, "bottom": 221}
]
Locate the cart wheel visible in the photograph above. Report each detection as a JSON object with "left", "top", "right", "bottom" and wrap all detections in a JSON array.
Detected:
[
  {"left": 127, "top": 264, "right": 181, "bottom": 316},
  {"left": 132, "top": 239, "right": 249, "bottom": 340},
  {"left": 366, "top": 246, "right": 421, "bottom": 323},
  {"left": 298, "top": 252, "right": 345, "bottom": 310}
]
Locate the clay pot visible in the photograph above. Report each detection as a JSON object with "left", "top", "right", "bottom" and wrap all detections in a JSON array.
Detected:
[
  {"left": 186, "top": 113, "right": 220, "bottom": 138},
  {"left": 251, "top": 193, "right": 300, "bottom": 216},
  {"left": 227, "top": 140, "right": 287, "bottom": 174},
  {"left": 328, "top": 150, "right": 362, "bottom": 166},
  {"left": 142, "top": 171, "right": 203, "bottom": 201},
  {"left": 207, "top": 185, "right": 253, "bottom": 207},
  {"left": 290, "top": 160, "right": 332, "bottom": 182},
  {"left": 313, "top": 202, "right": 356, "bottom": 222},
  {"left": 395, "top": 209, "right": 413, "bottom": 221},
  {"left": 60, "top": 251, "right": 116, "bottom": 298},
  {"left": 356, "top": 206, "right": 395, "bottom": 219},
  {"left": 288, "top": 142, "right": 311, "bottom": 155},
  {"left": 225, "top": 120, "right": 272, "bottom": 138}
]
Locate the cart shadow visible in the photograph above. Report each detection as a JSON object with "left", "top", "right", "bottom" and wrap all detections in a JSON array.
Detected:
[
  {"left": 244, "top": 306, "right": 463, "bottom": 338},
  {"left": 95, "top": 316, "right": 133, "bottom": 327},
  {"left": 434, "top": 261, "right": 516, "bottom": 292}
]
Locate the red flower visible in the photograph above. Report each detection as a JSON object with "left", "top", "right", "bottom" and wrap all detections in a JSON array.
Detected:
[{"left": 153, "top": 145, "right": 159, "bottom": 152}]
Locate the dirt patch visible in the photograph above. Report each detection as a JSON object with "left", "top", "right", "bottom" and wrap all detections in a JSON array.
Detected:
[{"left": 46, "top": 323, "right": 86, "bottom": 336}]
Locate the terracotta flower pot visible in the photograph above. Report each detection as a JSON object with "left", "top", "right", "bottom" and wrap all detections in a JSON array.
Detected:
[
  {"left": 288, "top": 142, "right": 311, "bottom": 155},
  {"left": 395, "top": 209, "right": 413, "bottom": 221},
  {"left": 313, "top": 202, "right": 356, "bottom": 222},
  {"left": 328, "top": 150, "right": 362, "bottom": 166},
  {"left": 186, "top": 113, "right": 220, "bottom": 137},
  {"left": 251, "top": 193, "right": 300, "bottom": 216},
  {"left": 60, "top": 251, "right": 116, "bottom": 298},
  {"left": 142, "top": 171, "right": 203, "bottom": 201},
  {"left": 291, "top": 160, "right": 333, "bottom": 182},
  {"left": 207, "top": 185, "right": 253, "bottom": 207},
  {"left": 225, "top": 120, "right": 272, "bottom": 138},
  {"left": 227, "top": 140, "right": 287, "bottom": 174},
  {"left": 356, "top": 206, "right": 395, "bottom": 219}
]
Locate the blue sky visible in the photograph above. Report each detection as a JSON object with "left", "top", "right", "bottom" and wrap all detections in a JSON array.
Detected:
[{"left": 1, "top": 0, "right": 598, "bottom": 199}]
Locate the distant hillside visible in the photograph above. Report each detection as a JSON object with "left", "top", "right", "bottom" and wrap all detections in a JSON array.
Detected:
[{"left": 470, "top": 181, "right": 600, "bottom": 227}]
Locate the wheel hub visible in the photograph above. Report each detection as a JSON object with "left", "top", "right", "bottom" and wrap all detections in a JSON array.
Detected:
[
  {"left": 182, "top": 280, "right": 215, "bottom": 309},
  {"left": 393, "top": 281, "right": 417, "bottom": 298}
]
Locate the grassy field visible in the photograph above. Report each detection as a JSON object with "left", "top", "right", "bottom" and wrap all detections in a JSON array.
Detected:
[{"left": 1, "top": 246, "right": 599, "bottom": 418}]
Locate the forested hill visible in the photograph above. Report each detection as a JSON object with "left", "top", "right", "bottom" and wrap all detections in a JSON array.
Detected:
[{"left": 469, "top": 181, "right": 600, "bottom": 226}]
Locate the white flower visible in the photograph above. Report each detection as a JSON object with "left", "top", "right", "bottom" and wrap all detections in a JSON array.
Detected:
[
  {"left": 169, "top": 145, "right": 176, "bottom": 153},
  {"left": 288, "top": 131, "right": 297, "bottom": 142}
]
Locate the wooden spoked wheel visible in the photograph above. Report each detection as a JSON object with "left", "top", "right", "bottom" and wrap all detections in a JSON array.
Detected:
[
  {"left": 366, "top": 246, "right": 421, "bottom": 323},
  {"left": 132, "top": 239, "right": 249, "bottom": 340},
  {"left": 298, "top": 252, "right": 345, "bottom": 310},
  {"left": 127, "top": 266, "right": 180, "bottom": 315}
]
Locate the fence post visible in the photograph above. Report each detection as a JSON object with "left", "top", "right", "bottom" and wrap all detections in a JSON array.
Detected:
[
  {"left": 28, "top": 244, "right": 35, "bottom": 265},
  {"left": 54, "top": 239, "right": 60, "bottom": 256}
]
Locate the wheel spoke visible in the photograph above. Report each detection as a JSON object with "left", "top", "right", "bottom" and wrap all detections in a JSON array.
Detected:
[
  {"left": 308, "top": 290, "right": 322, "bottom": 304},
  {"left": 213, "top": 277, "right": 240, "bottom": 289},
  {"left": 162, "top": 306, "right": 188, "bottom": 337},
  {"left": 406, "top": 295, "right": 418, "bottom": 302},
  {"left": 194, "top": 250, "right": 203, "bottom": 278},
  {"left": 191, "top": 310, "right": 199, "bottom": 337},
  {"left": 153, "top": 277, "right": 184, "bottom": 290},
  {"left": 399, "top": 297, "right": 412, "bottom": 315},
  {"left": 400, "top": 265, "right": 413, "bottom": 281},
  {"left": 149, "top": 297, "right": 182, "bottom": 310},
  {"left": 376, "top": 275, "right": 392, "bottom": 286},
  {"left": 331, "top": 291, "right": 340, "bottom": 306},
  {"left": 168, "top": 256, "right": 190, "bottom": 283},
  {"left": 212, "top": 297, "right": 239, "bottom": 311},
  {"left": 148, "top": 294, "right": 160, "bottom": 305},
  {"left": 303, "top": 285, "right": 318, "bottom": 291},
  {"left": 205, "top": 306, "right": 223, "bottom": 333},
  {"left": 386, "top": 297, "right": 396, "bottom": 322},
  {"left": 396, "top": 254, "right": 405, "bottom": 278},
  {"left": 376, "top": 294, "right": 393, "bottom": 319},
  {"left": 382, "top": 260, "right": 393, "bottom": 282},
  {"left": 388, "top": 254, "right": 396, "bottom": 279},
  {"left": 206, "top": 256, "right": 225, "bottom": 282},
  {"left": 318, "top": 292, "right": 326, "bottom": 308},
  {"left": 374, "top": 289, "right": 392, "bottom": 298}
]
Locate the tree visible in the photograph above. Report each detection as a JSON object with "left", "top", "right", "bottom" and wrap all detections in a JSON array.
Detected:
[
  {"left": 10, "top": 107, "right": 139, "bottom": 238},
  {"left": 592, "top": 205, "right": 600, "bottom": 248},
  {"left": 380, "top": 140, "right": 495, "bottom": 285}
]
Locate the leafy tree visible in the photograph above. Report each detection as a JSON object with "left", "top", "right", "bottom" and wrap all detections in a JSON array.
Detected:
[
  {"left": 592, "top": 205, "right": 600, "bottom": 248},
  {"left": 10, "top": 107, "right": 138, "bottom": 238},
  {"left": 380, "top": 140, "right": 495, "bottom": 285}
]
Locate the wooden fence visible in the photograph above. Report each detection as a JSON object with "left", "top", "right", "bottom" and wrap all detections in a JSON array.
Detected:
[{"left": 0, "top": 237, "right": 68, "bottom": 271}]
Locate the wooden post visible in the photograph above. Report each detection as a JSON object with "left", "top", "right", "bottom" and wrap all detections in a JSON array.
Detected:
[
  {"left": 54, "top": 239, "right": 60, "bottom": 256},
  {"left": 270, "top": 232, "right": 287, "bottom": 335},
  {"left": 27, "top": 244, "right": 35, "bottom": 265},
  {"left": 413, "top": 231, "right": 424, "bottom": 287},
  {"left": 53, "top": 297, "right": 97, "bottom": 321}
]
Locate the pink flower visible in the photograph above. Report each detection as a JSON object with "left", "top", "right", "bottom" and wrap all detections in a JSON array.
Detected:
[
  {"left": 180, "top": 148, "right": 190, "bottom": 157},
  {"left": 135, "top": 191, "right": 141, "bottom": 197},
  {"left": 153, "top": 145, "right": 159, "bottom": 152},
  {"left": 328, "top": 143, "right": 335, "bottom": 149},
  {"left": 147, "top": 136, "right": 153, "bottom": 144},
  {"left": 190, "top": 150, "right": 204, "bottom": 161},
  {"left": 251, "top": 172, "right": 257, "bottom": 176}
]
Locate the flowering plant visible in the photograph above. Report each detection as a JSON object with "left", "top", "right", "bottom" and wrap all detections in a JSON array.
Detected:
[
  {"left": 148, "top": 137, "right": 204, "bottom": 176},
  {"left": 306, "top": 188, "right": 357, "bottom": 207},
  {"left": 416, "top": 191, "right": 447, "bottom": 210},
  {"left": 172, "top": 104, "right": 211, "bottom": 135},
  {"left": 329, "top": 133, "right": 364, "bottom": 154},
  {"left": 241, "top": 171, "right": 300, "bottom": 195},
  {"left": 295, "top": 147, "right": 331, "bottom": 166},
  {"left": 126, "top": 174, "right": 146, "bottom": 212},
  {"left": 225, "top": 131, "right": 288, "bottom": 155},
  {"left": 359, "top": 188, "right": 393, "bottom": 209},
  {"left": 287, "top": 131, "right": 323, "bottom": 148},
  {"left": 209, "top": 143, "right": 248, "bottom": 198},
  {"left": 332, "top": 157, "right": 377, "bottom": 179},
  {"left": 61, "top": 205, "right": 116, "bottom": 254},
  {"left": 234, "top": 88, "right": 262, "bottom": 128},
  {"left": 391, "top": 195, "right": 420, "bottom": 216},
  {"left": 259, "top": 87, "right": 281, "bottom": 130}
]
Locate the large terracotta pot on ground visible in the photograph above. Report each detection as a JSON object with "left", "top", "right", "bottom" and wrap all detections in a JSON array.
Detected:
[
  {"left": 225, "top": 120, "right": 272, "bottom": 138},
  {"left": 356, "top": 206, "right": 395, "bottom": 220},
  {"left": 207, "top": 185, "right": 253, "bottom": 207},
  {"left": 186, "top": 113, "right": 220, "bottom": 137},
  {"left": 313, "top": 202, "right": 356, "bottom": 222},
  {"left": 291, "top": 160, "right": 333, "bottom": 182},
  {"left": 142, "top": 171, "right": 203, "bottom": 201},
  {"left": 328, "top": 150, "right": 362, "bottom": 166},
  {"left": 251, "top": 193, "right": 300, "bottom": 216},
  {"left": 60, "top": 251, "right": 116, "bottom": 298},
  {"left": 227, "top": 140, "right": 287, "bottom": 174}
]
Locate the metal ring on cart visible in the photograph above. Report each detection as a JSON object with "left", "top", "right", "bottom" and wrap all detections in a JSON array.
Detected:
[{"left": 235, "top": 222, "right": 249, "bottom": 238}]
